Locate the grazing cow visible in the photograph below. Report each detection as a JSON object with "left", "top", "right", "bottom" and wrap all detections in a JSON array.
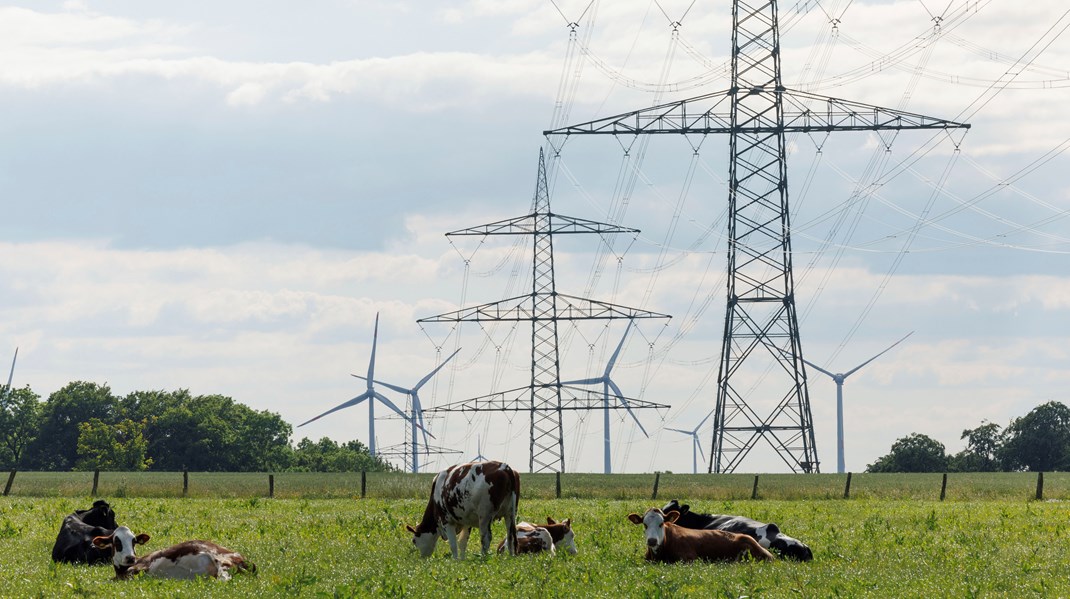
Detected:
[
  {"left": 407, "top": 460, "right": 520, "bottom": 559},
  {"left": 91, "top": 526, "right": 255, "bottom": 580},
  {"left": 51, "top": 499, "right": 119, "bottom": 564},
  {"left": 627, "top": 508, "right": 774, "bottom": 564},
  {"left": 661, "top": 499, "right": 813, "bottom": 561},
  {"left": 497, "top": 517, "right": 577, "bottom": 555}
]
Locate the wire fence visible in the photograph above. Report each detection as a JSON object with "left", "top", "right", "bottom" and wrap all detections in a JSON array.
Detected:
[{"left": 2, "top": 469, "right": 1065, "bottom": 502}]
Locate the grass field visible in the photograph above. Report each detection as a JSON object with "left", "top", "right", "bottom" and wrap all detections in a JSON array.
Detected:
[{"left": 4, "top": 474, "right": 1065, "bottom": 594}]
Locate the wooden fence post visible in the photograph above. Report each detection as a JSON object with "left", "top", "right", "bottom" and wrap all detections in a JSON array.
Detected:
[
  {"left": 182, "top": 469, "right": 188, "bottom": 497},
  {"left": 2, "top": 470, "right": 15, "bottom": 496},
  {"left": 940, "top": 472, "right": 948, "bottom": 501},
  {"left": 651, "top": 472, "right": 661, "bottom": 500},
  {"left": 843, "top": 472, "right": 852, "bottom": 499},
  {"left": 1036, "top": 471, "right": 1044, "bottom": 501},
  {"left": 92, "top": 469, "right": 99, "bottom": 496},
  {"left": 751, "top": 475, "right": 760, "bottom": 500},
  {"left": 555, "top": 472, "right": 561, "bottom": 499},
  {"left": 361, "top": 470, "right": 367, "bottom": 499},
  {"left": 269, "top": 474, "right": 274, "bottom": 498}
]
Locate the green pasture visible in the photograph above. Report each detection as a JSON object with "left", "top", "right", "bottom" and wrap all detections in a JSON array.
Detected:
[{"left": 1, "top": 472, "right": 1069, "bottom": 597}]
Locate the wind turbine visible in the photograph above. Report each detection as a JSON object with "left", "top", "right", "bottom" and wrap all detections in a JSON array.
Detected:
[
  {"left": 298, "top": 314, "right": 429, "bottom": 457},
  {"left": 350, "top": 347, "right": 460, "bottom": 473},
  {"left": 666, "top": 410, "right": 714, "bottom": 475},
  {"left": 560, "top": 319, "right": 648, "bottom": 474},
  {"left": 804, "top": 332, "right": 914, "bottom": 474},
  {"left": 472, "top": 435, "right": 488, "bottom": 462}
]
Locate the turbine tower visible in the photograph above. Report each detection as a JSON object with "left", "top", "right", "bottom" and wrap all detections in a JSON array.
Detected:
[
  {"left": 5, "top": 347, "right": 16, "bottom": 393},
  {"left": 666, "top": 410, "right": 714, "bottom": 475},
  {"left": 351, "top": 347, "right": 461, "bottom": 473},
  {"left": 803, "top": 332, "right": 913, "bottom": 474},
  {"left": 545, "top": 2, "right": 969, "bottom": 473},
  {"left": 420, "top": 149, "right": 671, "bottom": 473},
  {"left": 560, "top": 319, "right": 650, "bottom": 473},
  {"left": 298, "top": 313, "right": 430, "bottom": 457}
]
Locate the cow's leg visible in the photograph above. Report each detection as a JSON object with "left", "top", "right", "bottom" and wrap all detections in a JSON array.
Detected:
[
  {"left": 478, "top": 518, "right": 493, "bottom": 555},
  {"left": 444, "top": 526, "right": 461, "bottom": 559},
  {"left": 456, "top": 526, "right": 471, "bottom": 560},
  {"left": 505, "top": 492, "right": 518, "bottom": 556}
]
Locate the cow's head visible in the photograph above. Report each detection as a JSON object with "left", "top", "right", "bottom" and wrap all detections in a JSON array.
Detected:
[
  {"left": 770, "top": 532, "right": 814, "bottom": 561},
  {"left": 405, "top": 524, "right": 438, "bottom": 558},
  {"left": 660, "top": 500, "right": 689, "bottom": 515},
  {"left": 627, "top": 508, "right": 678, "bottom": 551},
  {"left": 547, "top": 517, "right": 578, "bottom": 555},
  {"left": 91, "top": 526, "right": 150, "bottom": 570}
]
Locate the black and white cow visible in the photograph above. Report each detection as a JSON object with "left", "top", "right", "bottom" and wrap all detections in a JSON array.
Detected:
[
  {"left": 51, "top": 499, "right": 119, "bottom": 564},
  {"left": 661, "top": 499, "right": 813, "bottom": 561},
  {"left": 407, "top": 460, "right": 520, "bottom": 559}
]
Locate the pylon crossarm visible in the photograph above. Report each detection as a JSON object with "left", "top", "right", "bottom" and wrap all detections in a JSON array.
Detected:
[
  {"left": 419, "top": 295, "right": 670, "bottom": 323},
  {"left": 448, "top": 213, "right": 640, "bottom": 236},
  {"left": 376, "top": 443, "right": 462, "bottom": 457},
  {"left": 424, "top": 386, "right": 532, "bottom": 412},
  {"left": 544, "top": 88, "right": 968, "bottom": 136},
  {"left": 555, "top": 294, "right": 672, "bottom": 320},
  {"left": 559, "top": 385, "right": 670, "bottom": 411}
]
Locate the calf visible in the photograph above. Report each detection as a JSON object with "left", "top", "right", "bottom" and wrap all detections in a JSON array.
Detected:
[
  {"left": 515, "top": 527, "right": 555, "bottom": 555},
  {"left": 407, "top": 460, "right": 520, "bottom": 559},
  {"left": 92, "top": 527, "right": 255, "bottom": 580},
  {"left": 497, "top": 517, "right": 577, "bottom": 555},
  {"left": 628, "top": 508, "right": 774, "bottom": 564},
  {"left": 51, "top": 499, "right": 119, "bottom": 564},
  {"left": 661, "top": 499, "right": 813, "bottom": 561}
]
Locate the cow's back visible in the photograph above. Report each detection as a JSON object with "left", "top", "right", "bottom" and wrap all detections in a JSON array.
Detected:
[{"left": 433, "top": 461, "right": 518, "bottom": 528}]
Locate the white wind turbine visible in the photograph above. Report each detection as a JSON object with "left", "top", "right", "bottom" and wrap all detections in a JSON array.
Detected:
[
  {"left": 560, "top": 319, "right": 648, "bottom": 474},
  {"left": 472, "top": 434, "right": 488, "bottom": 462},
  {"left": 804, "top": 332, "right": 914, "bottom": 474},
  {"left": 4, "top": 347, "right": 17, "bottom": 396},
  {"left": 298, "top": 313, "right": 429, "bottom": 457},
  {"left": 666, "top": 409, "right": 714, "bottom": 474},
  {"left": 350, "top": 347, "right": 460, "bottom": 473}
]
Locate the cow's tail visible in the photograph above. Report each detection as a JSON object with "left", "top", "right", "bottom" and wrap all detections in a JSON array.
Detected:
[{"left": 506, "top": 465, "right": 520, "bottom": 556}]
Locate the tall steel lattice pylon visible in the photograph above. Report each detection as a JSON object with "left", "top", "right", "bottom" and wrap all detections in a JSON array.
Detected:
[
  {"left": 419, "top": 149, "right": 671, "bottom": 473},
  {"left": 545, "top": 1, "right": 969, "bottom": 472}
]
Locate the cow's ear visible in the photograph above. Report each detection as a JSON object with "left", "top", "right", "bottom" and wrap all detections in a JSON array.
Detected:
[
  {"left": 546, "top": 517, "right": 556, "bottom": 525},
  {"left": 135, "top": 533, "right": 150, "bottom": 545},
  {"left": 665, "top": 511, "right": 680, "bottom": 524},
  {"left": 627, "top": 514, "right": 643, "bottom": 525},
  {"left": 405, "top": 525, "right": 417, "bottom": 534},
  {"left": 563, "top": 518, "right": 571, "bottom": 527},
  {"left": 681, "top": 504, "right": 690, "bottom": 513},
  {"left": 91, "top": 536, "right": 112, "bottom": 549}
]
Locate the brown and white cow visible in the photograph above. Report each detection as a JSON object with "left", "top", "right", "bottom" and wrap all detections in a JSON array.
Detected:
[
  {"left": 627, "top": 508, "right": 774, "bottom": 564},
  {"left": 407, "top": 460, "right": 520, "bottom": 559},
  {"left": 91, "top": 526, "right": 255, "bottom": 580},
  {"left": 496, "top": 517, "right": 577, "bottom": 556}
]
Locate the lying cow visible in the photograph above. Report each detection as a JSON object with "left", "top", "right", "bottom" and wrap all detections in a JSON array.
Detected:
[
  {"left": 407, "top": 460, "right": 520, "bottom": 559},
  {"left": 628, "top": 508, "right": 774, "bottom": 564},
  {"left": 496, "top": 517, "right": 576, "bottom": 556},
  {"left": 51, "top": 499, "right": 119, "bottom": 564},
  {"left": 661, "top": 499, "right": 813, "bottom": 561},
  {"left": 92, "top": 526, "right": 255, "bottom": 580}
]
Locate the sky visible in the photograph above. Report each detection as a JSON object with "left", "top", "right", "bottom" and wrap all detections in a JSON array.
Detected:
[{"left": 1, "top": 0, "right": 1068, "bottom": 474}]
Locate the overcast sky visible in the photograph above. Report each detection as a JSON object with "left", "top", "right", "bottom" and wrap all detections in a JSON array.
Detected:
[{"left": 1, "top": 0, "right": 1068, "bottom": 474}]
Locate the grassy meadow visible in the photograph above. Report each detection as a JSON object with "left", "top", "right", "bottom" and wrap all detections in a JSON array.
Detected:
[{"left": 1, "top": 472, "right": 1068, "bottom": 597}]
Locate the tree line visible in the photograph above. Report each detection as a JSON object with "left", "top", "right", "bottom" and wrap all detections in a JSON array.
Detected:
[
  {"left": 0, "top": 381, "right": 396, "bottom": 472},
  {"left": 866, "top": 401, "right": 1070, "bottom": 473}
]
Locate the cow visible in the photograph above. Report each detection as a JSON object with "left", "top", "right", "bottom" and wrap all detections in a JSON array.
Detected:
[
  {"left": 407, "top": 460, "right": 520, "bottom": 559},
  {"left": 91, "top": 526, "right": 255, "bottom": 580},
  {"left": 661, "top": 499, "right": 813, "bottom": 561},
  {"left": 628, "top": 508, "right": 774, "bottom": 564},
  {"left": 514, "top": 526, "right": 555, "bottom": 555},
  {"left": 497, "top": 517, "right": 577, "bottom": 556},
  {"left": 51, "top": 499, "right": 119, "bottom": 564}
]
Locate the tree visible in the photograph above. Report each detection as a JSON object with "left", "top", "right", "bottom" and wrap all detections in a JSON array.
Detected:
[
  {"left": 290, "top": 437, "right": 396, "bottom": 472},
  {"left": 867, "top": 433, "right": 948, "bottom": 473},
  {"left": 0, "top": 386, "right": 42, "bottom": 469},
  {"left": 26, "top": 382, "right": 119, "bottom": 470},
  {"left": 998, "top": 401, "right": 1070, "bottom": 472},
  {"left": 949, "top": 421, "right": 1003, "bottom": 472},
  {"left": 75, "top": 418, "right": 152, "bottom": 471}
]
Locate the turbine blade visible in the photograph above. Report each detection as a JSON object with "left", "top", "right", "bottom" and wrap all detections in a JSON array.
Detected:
[
  {"left": 374, "top": 391, "right": 435, "bottom": 439},
  {"left": 803, "top": 359, "right": 837, "bottom": 379},
  {"left": 413, "top": 347, "right": 462, "bottom": 391},
  {"left": 843, "top": 331, "right": 914, "bottom": 378},
  {"left": 608, "top": 380, "right": 648, "bottom": 437},
  {"left": 560, "top": 377, "right": 605, "bottom": 386},
  {"left": 297, "top": 392, "right": 371, "bottom": 427},
  {"left": 604, "top": 319, "right": 633, "bottom": 376},
  {"left": 6, "top": 347, "right": 17, "bottom": 391},
  {"left": 366, "top": 313, "right": 380, "bottom": 389},
  {"left": 411, "top": 392, "right": 431, "bottom": 447},
  {"left": 694, "top": 437, "right": 703, "bottom": 457},
  {"left": 665, "top": 427, "right": 692, "bottom": 435},
  {"left": 694, "top": 408, "right": 715, "bottom": 432},
  {"left": 349, "top": 374, "right": 410, "bottom": 395}
]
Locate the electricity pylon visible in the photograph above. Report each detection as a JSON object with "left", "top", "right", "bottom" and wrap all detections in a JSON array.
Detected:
[
  {"left": 546, "top": 2, "right": 969, "bottom": 473},
  {"left": 419, "top": 149, "right": 671, "bottom": 473}
]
